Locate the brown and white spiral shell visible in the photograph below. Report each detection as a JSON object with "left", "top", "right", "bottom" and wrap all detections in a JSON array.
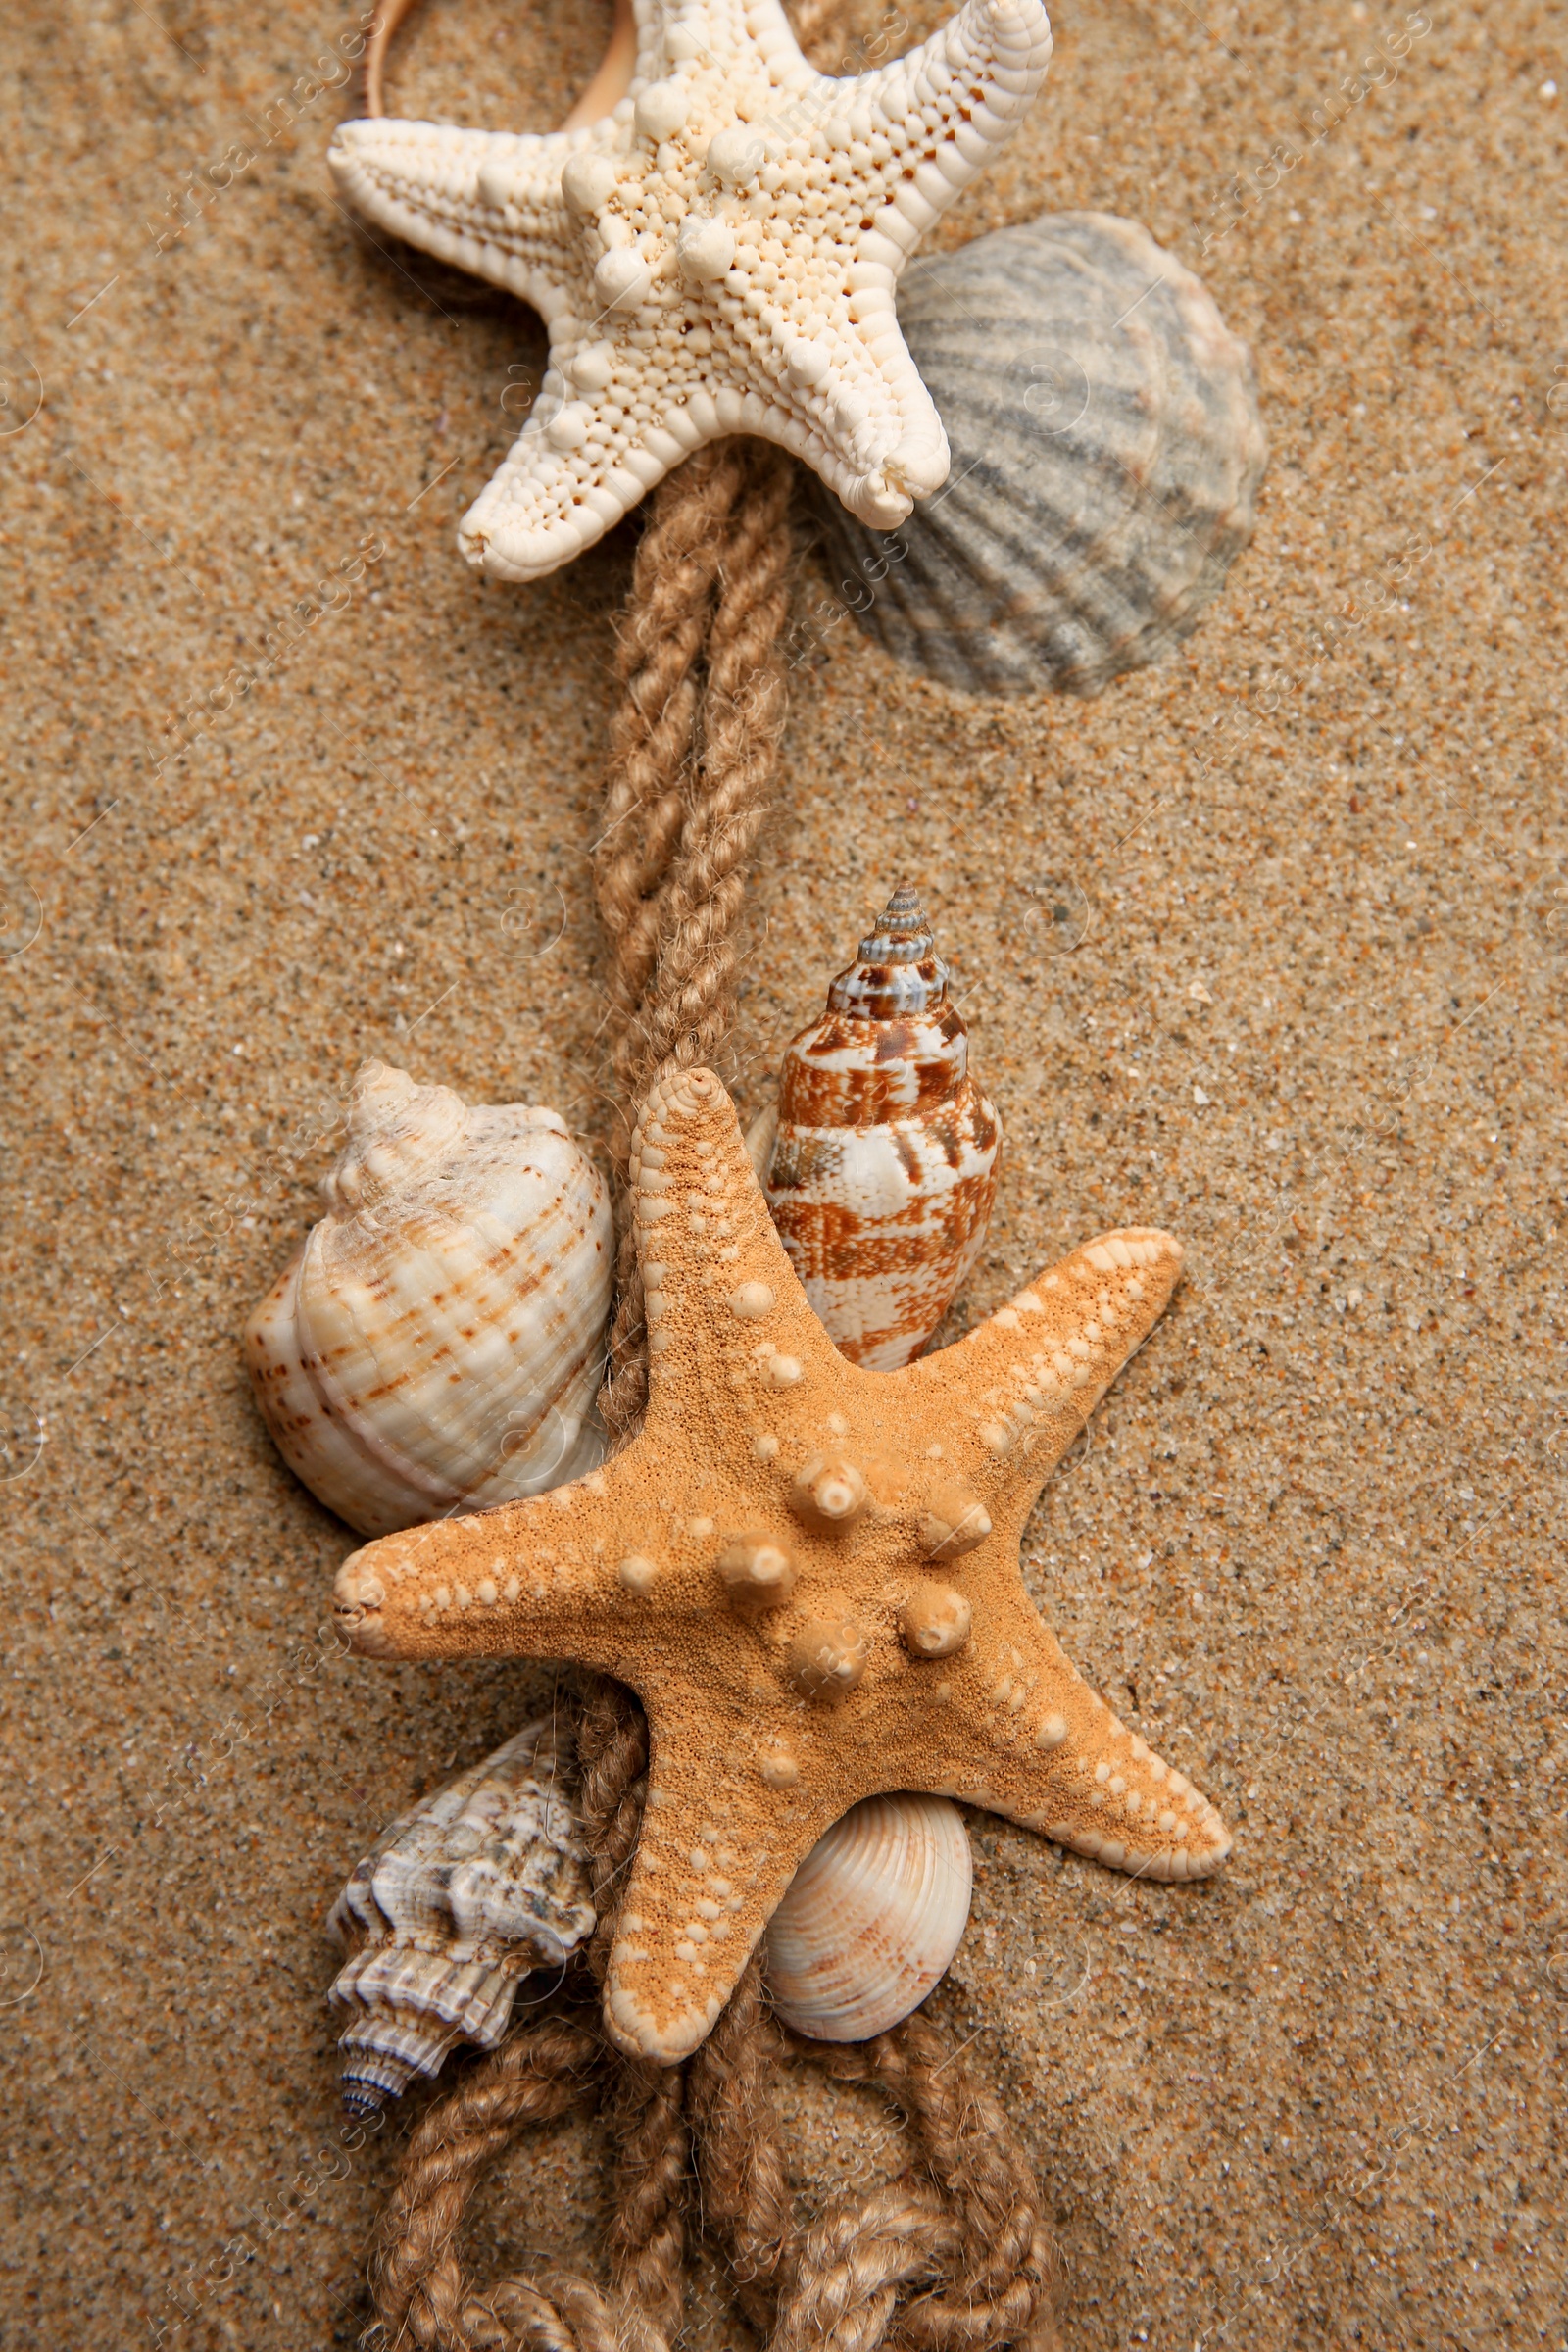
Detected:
[
  {"left": 757, "top": 886, "right": 1000, "bottom": 1370},
  {"left": 245, "top": 1061, "right": 612, "bottom": 1538},
  {"left": 326, "top": 1718, "right": 595, "bottom": 2114}
]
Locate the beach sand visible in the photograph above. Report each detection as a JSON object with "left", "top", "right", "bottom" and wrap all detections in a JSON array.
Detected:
[{"left": 2, "top": 0, "right": 1564, "bottom": 2342}]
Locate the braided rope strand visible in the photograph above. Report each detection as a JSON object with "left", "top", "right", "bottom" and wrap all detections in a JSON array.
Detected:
[
  {"left": 593, "top": 441, "right": 747, "bottom": 1059},
  {"left": 596, "top": 436, "right": 794, "bottom": 1441},
  {"left": 367, "top": 10, "right": 1063, "bottom": 2338},
  {"left": 793, "top": 2020, "right": 1064, "bottom": 2352},
  {"left": 368, "top": 2017, "right": 605, "bottom": 2350},
  {"left": 368, "top": 1687, "right": 685, "bottom": 2352},
  {"left": 686, "top": 1952, "right": 797, "bottom": 2333}
]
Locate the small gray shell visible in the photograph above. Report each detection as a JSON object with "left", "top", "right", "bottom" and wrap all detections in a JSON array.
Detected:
[{"left": 807, "top": 212, "right": 1267, "bottom": 698}]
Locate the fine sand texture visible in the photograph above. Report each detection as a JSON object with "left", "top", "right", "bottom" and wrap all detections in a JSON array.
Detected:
[{"left": 3, "top": 0, "right": 1565, "bottom": 2344}]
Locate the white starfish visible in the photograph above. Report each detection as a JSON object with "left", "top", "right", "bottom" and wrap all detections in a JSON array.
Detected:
[{"left": 329, "top": 0, "right": 1053, "bottom": 582}]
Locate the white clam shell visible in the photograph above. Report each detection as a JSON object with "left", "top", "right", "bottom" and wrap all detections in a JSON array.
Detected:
[
  {"left": 764, "top": 1793, "right": 973, "bottom": 2042},
  {"left": 245, "top": 1061, "right": 612, "bottom": 1537},
  {"left": 807, "top": 212, "right": 1268, "bottom": 698},
  {"left": 760, "top": 886, "right": 1000, "bottom": 1370},
  {"left": 327, "top": 1718, "right": 595, "bottom": 2113}
]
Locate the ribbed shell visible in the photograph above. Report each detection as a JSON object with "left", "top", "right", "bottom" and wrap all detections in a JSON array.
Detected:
[
  {"left": 764, "top": 1793, "right": 972, "bottom": 2041},
  {"left": 807, "top": 212, "right": 1268, "bottom": 698},
  {"left": 761, "top": 886, "right": 1000, "bottom": 1370},
  {"left": 244, "top": 1062, "right": 612, "bottom": 1538},
  {"left": 327, "top": 1718, "right": 595, "bottom": 2113}
]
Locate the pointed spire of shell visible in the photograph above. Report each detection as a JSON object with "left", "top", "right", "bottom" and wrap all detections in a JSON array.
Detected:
[
  {"left": 323, "top": 1060, "right": 472, "bottom": 1214},
  {"left": 827, "top": 883, "right": 950, "bottom": 1022},
  {"left": 765, "top": 885, "right": 1000, "bottom": 1368}
]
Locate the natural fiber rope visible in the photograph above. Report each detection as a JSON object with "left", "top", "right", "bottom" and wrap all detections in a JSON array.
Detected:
[
  {"left": 792, "top": 2019, "right": 1063, "bottom": 2352},
  {"left": 371, "top": 1694, "right": 1061, "bottom": 2352},
  {"left": 368, "top": 5, "right": 1061, "bottom": 2343},
  {"left": 594, "top": 434, "right": 794, "bottom": 1441},
  {"left": 368, "top": 1679, "right": 687, "bottom": 2352}
]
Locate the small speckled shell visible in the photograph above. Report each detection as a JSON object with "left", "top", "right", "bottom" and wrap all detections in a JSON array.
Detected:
[
  {"left": 765, "top": 1792, "right": 973, "bottom": 2041},
  {"left": 326, "top": 1719, "right": 595, "bottom": 2114},
  {"left": 244, "top": 1061, "right": 612, "bottom": 1538},
  {"left": 760, "top": 886, "right": 1000, "bottom": 1370},
  {"left": 806, "top": 211, "right": 1268, "bottom": 697}
]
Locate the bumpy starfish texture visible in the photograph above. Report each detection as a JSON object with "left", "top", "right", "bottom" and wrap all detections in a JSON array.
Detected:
[
  {"left": 328, "top": 0, "right": 1053, "bottom": 581},
  {"left": 335, "top": 1068, "right": 1232, "bottom": 2064}
]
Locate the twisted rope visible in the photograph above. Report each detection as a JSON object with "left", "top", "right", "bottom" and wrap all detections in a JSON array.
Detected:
[
  {"left": 368, "top": 1681, "right": 687, "bottom": 2352},
  {"left": 796, "top": 2019, "right": 1063, "bottom": 2352},
  {"left": 367, "top": 7, "right": 1061, "bottom": 2344},
  {"left": 371, "top": 1691, "right": 1060, "bottom": 2352},
  {"left": 594, "top": 434, "right": 794, "bottom": 1441}
]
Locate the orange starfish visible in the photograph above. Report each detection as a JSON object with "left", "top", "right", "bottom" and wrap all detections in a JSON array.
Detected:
[{"left": 334, "top": 1067, "right": 1231, "bottom": 2062}]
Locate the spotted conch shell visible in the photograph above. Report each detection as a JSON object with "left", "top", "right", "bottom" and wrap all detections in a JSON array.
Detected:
[
  {"left": 753, "top": 886, "right": 1001, "bottom": 1369},
  {"left": 326, "top": 1718, "right": 595, "bottom": 2115},
  {"left": 764, "top": 1791, "right": 972, "bottom": 2041},
  {"left": 245, "top": 1062, "right": 612, "bottom": 1538}
]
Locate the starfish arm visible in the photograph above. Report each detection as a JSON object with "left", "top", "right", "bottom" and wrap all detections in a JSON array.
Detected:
[
  {"left": 459, "top": 386, "right": 706, "bottom": 583},
  {"left": 905, "top": 1230, "right": 1185, "bottom": 1515},
  {"left": 919, "top": 1579, "right": 1232, "bottom": 1882},
  {"left": 825, "top": 0, "right": 1054, "bottom": 237},
  {"left": 601, "top": 1693, "right": 856, "bottom": 2060},
  {"left": 628, "top": 0, "right": 679, "bottom": 87},
  {"left": 332, "top": 1461, "right": 658, "bottom": 1661},
  {"left": 728, "top": 298, "right": 958, "bottom": 529},
  {"left": 630, "top": 1066, "right": 851, "bottom": 1439},
  {"left": 462, "top": 297, "right": 949, "bottom": 578},
  {"left": 327, "top": 116, "right": 602, "bottom": 302},
  {"left": 664, "top": 0, "right": 814, "bottom": 87},
  {"left": 778, "top": 0, "right": 1049, "bottom": 511}
]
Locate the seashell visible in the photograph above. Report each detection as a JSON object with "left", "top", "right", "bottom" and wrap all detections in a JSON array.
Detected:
[
  {"left": 757, "top": 886, "right": 1000, "bottom": 1370},
  {"left": 244, "top": 1061, "right": 612, "bottom": 1538},
  {"left": 806, "top": 211, "right": 1268, "bottom": 699},
  {"left": 764, "top": 1793, "right": 973, "bottom": 2041},
  {"left": 326, "top": 1718, "right": 595, "bottom": 2114}
]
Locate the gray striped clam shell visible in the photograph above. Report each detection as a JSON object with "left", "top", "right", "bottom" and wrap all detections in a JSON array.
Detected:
[{"left": 806, "top": 212, "right": 1267, "bottom": 698}]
